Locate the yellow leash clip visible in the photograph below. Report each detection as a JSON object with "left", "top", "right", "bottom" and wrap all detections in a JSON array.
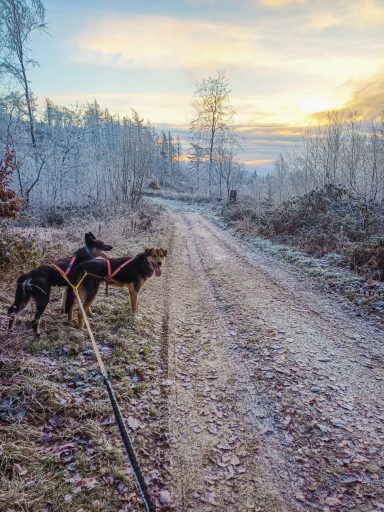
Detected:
[{"left": 49, "top": 261, "right": 88, "bottom": 291}]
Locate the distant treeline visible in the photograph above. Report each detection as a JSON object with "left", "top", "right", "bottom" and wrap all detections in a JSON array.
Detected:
[
  {"left": 0, "top": 98, "right": 184, "bottom": 209},
  {"left": 241, "top": 111, "right": 384, "bottom": 209}
]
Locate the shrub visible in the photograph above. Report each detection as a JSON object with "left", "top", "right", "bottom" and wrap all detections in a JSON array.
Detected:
[
  {"left": 220, "top": 184, "right": 384, "bottom": 281},
  {"left": 256, "top": 184, "right": 383, "bottom": 255},
  {"left": 0, "top": 225, "right": 41, "bottom": 271},
  {"left": 221, "top": 202, "right": 258, "bottom": 225},
  {"left": 349, "top": 239, "right": 384, "bottom": 280}
]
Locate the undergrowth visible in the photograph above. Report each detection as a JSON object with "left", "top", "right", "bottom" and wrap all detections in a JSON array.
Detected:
[
  {"left": 0, "top": 201, "right": 169, "bottom": 511},
  {"left": 221, "top": 184, "right": 384, "bottom": 281}
]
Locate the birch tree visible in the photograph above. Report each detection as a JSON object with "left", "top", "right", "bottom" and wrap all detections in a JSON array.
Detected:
[{"left": 190, "top": 69, "right": 235, "bottom": 198}]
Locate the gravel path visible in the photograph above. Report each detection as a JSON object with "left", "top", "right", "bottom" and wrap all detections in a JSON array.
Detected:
[{"left": 159, "top": 209, "right": 384, "bottom": 512}]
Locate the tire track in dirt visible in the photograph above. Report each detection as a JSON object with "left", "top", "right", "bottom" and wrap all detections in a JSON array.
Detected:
[
  {"left": 165, "top": 212, "right": 298, "bottom": 511},
  {"left": 161, "top": 218, "right": 175, "bottom": 377},
  {"left": 190, "top": 213, "right": 384, "bottom": 394},
  {"left": 172, "top": 211, "right": 384, "bottom": 511}
]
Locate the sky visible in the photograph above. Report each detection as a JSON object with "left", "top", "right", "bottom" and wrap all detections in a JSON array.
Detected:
[{"left": 26, "top": 0, "right": 384, "bottom": 172}]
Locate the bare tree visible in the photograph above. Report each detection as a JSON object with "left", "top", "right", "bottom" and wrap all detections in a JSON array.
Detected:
[
  {"left": 274, "top": 153, "right": 289, "bottom": 203},
  {"left": 188, "top": 142, "right": 205, "bottom": 193},
  {"left": 320, "top": 111, "right": 343, "bottom": 184},
  {"left": 190, "top": 69, "right": 235, "bottom": 198},
  {"left": 0, "top": 0, "right": 47, "bottom": 203},
  {"left": 213, "top": 141, "right": 241, "bottom": 200},
  {"left": 271, "top": 109, "right": 384, "bottom": 209},
  {"left": 341, "top": 111, "right": 364, "bottom": 194}
]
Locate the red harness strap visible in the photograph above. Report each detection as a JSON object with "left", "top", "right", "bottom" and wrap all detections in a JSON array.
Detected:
[
  {"left": 106, "top": 257, "right": 134, "bottom": 285},
  {"left": 64, "top": 255, "right": 77, "bottom": 276},
  {"left": 104, "top": 257, "right": 134, "bottom": 296},
  {"left": 50, "top": 255, "right": 77, "bottom": 279}
]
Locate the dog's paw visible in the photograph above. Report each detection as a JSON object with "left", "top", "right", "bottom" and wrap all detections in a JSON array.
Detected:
[{"left": 133, "top": 313, "right": 143, "bottom": 321}]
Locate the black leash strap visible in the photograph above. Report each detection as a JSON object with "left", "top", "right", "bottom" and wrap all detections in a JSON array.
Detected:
[
  {"left": 71, "top": 289, "right": 156, "bottom": 511},
  {"left": 104, "top": 377, "right": 156, "bottom": 512}
]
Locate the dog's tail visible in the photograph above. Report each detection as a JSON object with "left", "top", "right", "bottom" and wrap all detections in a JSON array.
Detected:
[
  {"left": 9, "top": 273, "right": 33, "bottom": 311},
  {"left": 8, "top": 273, "right": 32, "bottom": 329}
]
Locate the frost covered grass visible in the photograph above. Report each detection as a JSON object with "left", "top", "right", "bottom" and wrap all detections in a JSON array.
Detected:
[
  {"left": 0, "top": 202, "right": 169, "bottom": 511},
  {"left": 144, "top": 189, "right": 211, "bottom": 204}
]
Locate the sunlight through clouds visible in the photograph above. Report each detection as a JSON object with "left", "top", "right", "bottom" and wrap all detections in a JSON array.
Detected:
[
  {"left": 74, "top": 13, "right": 382, "bottom": 96},
  {"left": 340, "top": 71, "right": 384, "bottom": 118},
  {"left": 65, "top": 6, "right": 384, "bottom": 164}
]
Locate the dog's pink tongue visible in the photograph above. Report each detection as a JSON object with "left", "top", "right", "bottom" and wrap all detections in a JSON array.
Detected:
[{"left": 154, "top": 264, "right": 162, "bottom": 277}]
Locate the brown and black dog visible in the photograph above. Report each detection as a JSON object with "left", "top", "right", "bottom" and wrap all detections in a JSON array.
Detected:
[
  {"left": 65, "top": 247, "right": 167, "bottom": 329},
  {"left": 8, "top": 232, "right": 113, "bottom": 335}
]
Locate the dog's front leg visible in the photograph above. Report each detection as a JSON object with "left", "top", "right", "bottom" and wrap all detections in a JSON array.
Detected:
[
  {"left": 128, "top": 286, "right": 140, "bottom": 319},
  {"left": 66, "top": 289, "right": 75, "bottom": 322}
]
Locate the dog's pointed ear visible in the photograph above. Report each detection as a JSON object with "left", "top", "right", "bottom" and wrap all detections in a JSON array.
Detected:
[
  {"left": 88, "top": 231, "right": 96, "bottom": 240},
  {"left": 161, "top": 248, "right": 168, "bottom": 257},
  {"left": 84, "top": 232, "right": 91, "bottom": 245},
  {"left": 144, "top": 247, "right": 153, "bottom": 255}
]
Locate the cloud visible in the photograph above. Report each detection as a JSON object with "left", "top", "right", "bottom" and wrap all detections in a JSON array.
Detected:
[
  {"left": 236, "top": 123, "right": 301, "bottom": 169},
  {"left": 41, "top": 91, "right": 307, "bottom": 128},
  {"left": 343, "top": 72, "right": 384, "bottom": 117},
  {"left": 60, "top": 9, "right": 383, "bottom": 143},
  {"left": 336, "top": 0, "right": 384, "bottom": 28},
  {"left": 76, "top": 16, "right": 262, "bottom": 71},
  {"left": 306, "top": 70, "right": 384, "bottom": 121},
  {"left": 257, "top": 0, "right": 304, "bottom": 7},
  {"left": 360, "top": 0, "right": 384, "bottom": 24},
  {"left": 255, "top": 0, "right": 384, "bottom": 28},
  {"left": 73, "top": 11, "right": 383, "bottom": 93},
  {"left": 309, "top": 13, "right": 341, "bottom": 31}
]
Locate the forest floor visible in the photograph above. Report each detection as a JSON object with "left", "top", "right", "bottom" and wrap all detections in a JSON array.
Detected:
[{"left": 1, "top": 203, "right": 384, "bottom": 511}]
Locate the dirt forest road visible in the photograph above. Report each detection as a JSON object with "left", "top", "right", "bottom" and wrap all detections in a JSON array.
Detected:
[{"left": 158, "top": 206, "right": 384, "bottom": 512}]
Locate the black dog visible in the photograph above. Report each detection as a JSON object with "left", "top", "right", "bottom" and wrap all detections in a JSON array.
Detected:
[
  {"left": 8, "top": 232, "right": 113, "bottom": 335},
  {"left": 65, "top": 248, "right": 167, "bottom": 329}
]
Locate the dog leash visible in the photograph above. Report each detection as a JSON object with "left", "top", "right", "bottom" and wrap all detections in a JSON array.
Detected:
[
  {"left": 50, "top": 264, "right": 156, "bottom": 512},
  {"left": 49, "top": 261, "right": 88, "bottom": 291}
]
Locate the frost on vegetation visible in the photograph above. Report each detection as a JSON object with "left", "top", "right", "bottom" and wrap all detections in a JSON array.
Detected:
[{"left": 213, "top": 185, "right": 384, "bottom": 310}]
